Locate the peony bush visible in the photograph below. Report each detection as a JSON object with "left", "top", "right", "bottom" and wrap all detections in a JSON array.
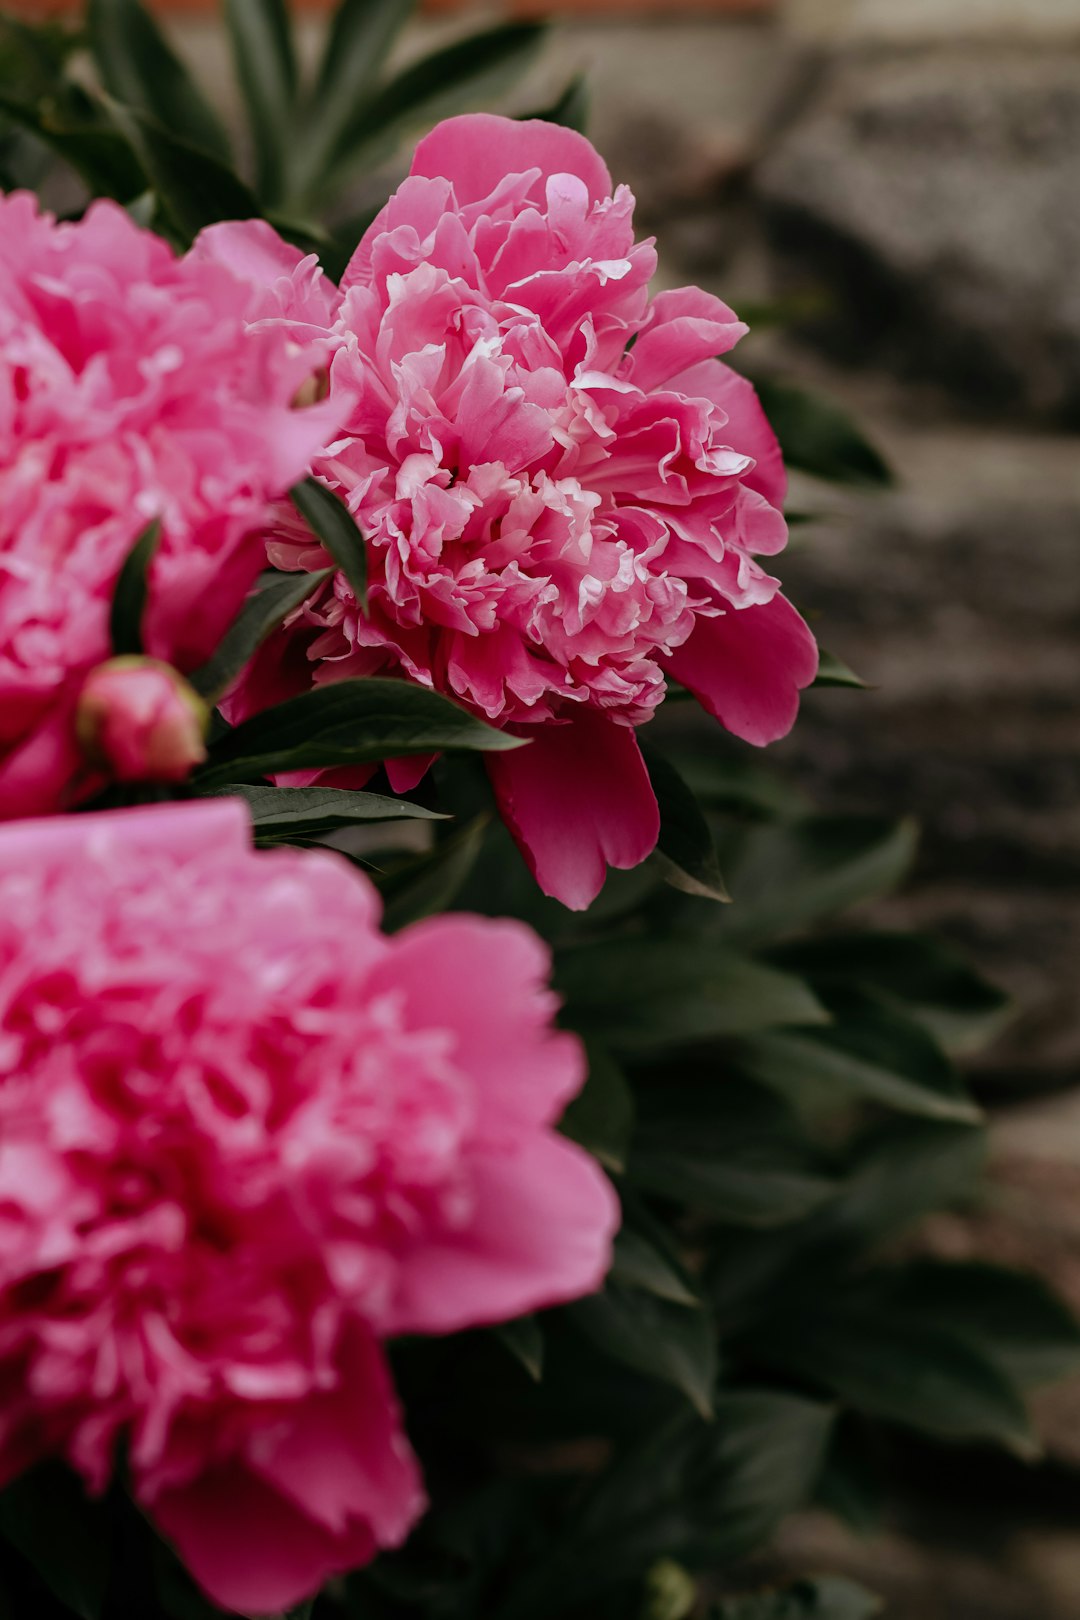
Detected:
[{"left": 0, "top": 3, "right": 1076, "bottom": 1619}]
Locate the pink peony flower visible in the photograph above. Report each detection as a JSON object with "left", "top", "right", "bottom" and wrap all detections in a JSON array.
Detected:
[
  {"left": 0, "top": 192, "right": 338, "bottom": 821},
  {"left": 76, "top": 657, "right": 208, "bottom": 783},
  {"left": 198, "top": 115, "right": 819, "bottom": 909},
  {"left": 0, "top": 799, "right": 615, "bottom": 1612}
]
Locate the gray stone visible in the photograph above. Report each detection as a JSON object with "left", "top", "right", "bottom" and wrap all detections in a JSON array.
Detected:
[{"left": 755, "top": 46, "right": 1080, "bottom": 420}]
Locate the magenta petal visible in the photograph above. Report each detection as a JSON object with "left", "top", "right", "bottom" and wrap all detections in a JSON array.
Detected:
[
  {"left": 386, "top": 1131, "right": 619, "bottom": 1337},
  {"left": 151, "top": 1333, "right": 424, "bottom": 1615},
  {"left": 664, "top": 593, "right": 819, "bottom": 746},
  {"left": 410, "top": 113, "right": 613, "bottom": 205},
  {"left": 384, "top": 753, "right": 437, "bottom": 794},
  {"left": 628, "top": 288, "right": 748, "bottom": 391},
  {"left": 371, "top": 914, "right": 586, "bottom": 1128},
  {"left": 487, "top": 712, "right": 660, "bottom": 910},
  {"left": 669, "top": 359, "right": 787, "bottom": 508}
]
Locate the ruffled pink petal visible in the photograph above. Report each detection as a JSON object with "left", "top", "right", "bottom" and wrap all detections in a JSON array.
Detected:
[
  {"left": 664, "top": 591, "right": 818, "bottom": 746},
  {"left": 410, "top": 113, "right": 613, "bottom": 205},
  {"left": 371, "top": 914, "right": 585, "bottom": 1129},
  {"left": 669, "top": 359, "right": 787, "bottom": 508},
  {"left": 151, "top": 1332, "right": 424, "bottom": 1615},
  {"left": 385, "top": 1131, "right": 618, "bottom": 1337},
  {"left": 626, "top": 287, "right": 748, "bottom": 392},
  {"left": 486, "top": 712, "right": 660, "bottom": 910},
  {"left": 191, "top": 218, "right": 341, "bottom": 327}
]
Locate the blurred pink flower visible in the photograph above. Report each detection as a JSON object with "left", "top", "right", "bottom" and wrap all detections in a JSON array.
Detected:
[
  {"left": 0, "top": 192, "right": 338, "bottom": 821},
  {"left": 200, "top": 115, "right": 818, "bottom": 909},
  {"left": 0, "top": 800, "right": 615, "bottom": 1613},
  {"left": 76, "top": 657, "right": 208, "bottom": 783}
]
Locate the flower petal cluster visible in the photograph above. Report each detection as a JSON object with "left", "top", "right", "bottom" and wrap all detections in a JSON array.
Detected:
[
  {"left": 203, "top": 115, "right": 818, "bottom": 908},
  {"left": 0, "top": 193, "right": 337, "bottom": 819},
  {"left": 0, "top": 800, "right": 615, "bottom": 1612}
]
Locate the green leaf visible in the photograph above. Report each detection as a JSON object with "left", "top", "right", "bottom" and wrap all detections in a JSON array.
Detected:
[
  {"left": 555, "top": 939, "right": 828, "bottom": 1053},
  {"left": 311, "top": 22, "right": 545, "bottom": 200},
  {"left": 520, "top": 73, "right": 589, "bottom": 133},
  {"left": 768, "top": 931, "right": 1011, "bottom": 1056},
  {"left": 671, "top": 748, "right": 812, "bottom": 821},
  {"left": 813, "top": 649, "right": 869, "bottom": 689},
  {"left": 0, "top": 1465, "right": 111, "bottom": 1619},
  {"left": 378, "top": 815, "right": 489, "bottom": 932},
  {"left": 493, "top": 1315, "right": 544, "bottom": 1382},
  {"left": 628, "top": 1080, "right": 837, "bottom": 1228},
  {"left": 732, "top": 990, "right": 982, "bottom": 1123},
  {"left": 712, "top": 1577, "right": 881, "bottom": 1620},
  {"left": 720, "top": 815, "right": 918, "bottom": 944},
  {"left": 567, "top": 1280, "right": 718, "bottom": 1418},
  {"left": 198, "top": 678, "right": 524, "bottom": 787},
  {"left": 494, "top": 1395, "right": 834, "bottom": 1620},
  {"left": 611, "top": 1228, "right": 699, "bottom": 1308},
  {"left": 885, "top": 1261, "right": 1080, "bottom": 1389},
  {"left": 110, "top": 516, "right": 161, "bottom": 657},
  {"left": 558, "top": 1040, "right": 635, "bottom": 1173},
  {"left": 643, "top": 746, "right": 730, "bottom": 902},
  {"left": 223, "top": 0, "right": 297, "bottom": 203},
  {"left": 105, "top": 101, "right": 259, "bottom": 247},
  {"left": 756, "top": 1299, "right": 1036, "bottom": 1453},
  {"left": 302, "top": 0, "right": 415, "bottom": 192},
  {"left": 209, "top": 783, "right": 446, "bottom": 836},
  {"left": 290, "top": 477, "right": 368, "bottom": 613},
  {"left": 823, "top": 1118, "right": 987, "bottom": 1255},
  {"left": 88, "top": 0, "right": 230, "bottom": 162},
  {"left": 189, "top": 568, "right": 334, "bottom": 702},
  {"left": 0, "top": 88, "right": 147, "bottom": 201},
  {"left": 750, "top": 377, "right": 894, "bottom": 489}
]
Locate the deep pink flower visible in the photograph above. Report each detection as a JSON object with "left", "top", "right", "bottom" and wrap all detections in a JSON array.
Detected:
[
  {"left": 0, "top": 192, "right": 338, "bottom": 821},
  {"left": 76, "top": 657, "right": 208, "bottom": 783},
  {"left": 200, "top": 115, "right": 818, "bottom": 908},
  {"left": 0, "top": 800, "right": 615, "bottom": 1612}
]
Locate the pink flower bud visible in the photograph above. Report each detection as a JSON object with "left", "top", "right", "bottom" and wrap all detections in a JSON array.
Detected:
[{"left": 76, "top": 658, "right": 208, "bottom": 784}]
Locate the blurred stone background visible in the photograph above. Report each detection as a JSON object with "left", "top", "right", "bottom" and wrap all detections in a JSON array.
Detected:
[{"left": 171, "top": 0, "right": 1080, "bottom": 1608}]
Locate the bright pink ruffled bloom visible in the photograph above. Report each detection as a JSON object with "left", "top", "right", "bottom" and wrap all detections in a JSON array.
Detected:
[
  {"left": 0, "top": 192, "right": 337, "bottom": 820},
  {"left": 0, "top": 800, "right": 614, "bottom": 1613},
  {"left": 201, "top": 114, "right": 818, "bottom": 909},
  {"left": 76, "top": 657, "right": 208, "bottom": 783}
]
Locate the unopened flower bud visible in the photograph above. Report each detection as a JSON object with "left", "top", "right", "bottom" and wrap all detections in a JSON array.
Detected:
[{"left": 77, "top": 658, "right": 208, "bottom": 784}]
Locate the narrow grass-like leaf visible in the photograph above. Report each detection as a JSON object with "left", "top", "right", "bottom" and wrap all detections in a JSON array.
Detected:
[
  {"left": 301, "top": 0, "right": 415, "bottom": 193},
  {"left": 110, "top": 517, "right": 161, "bottom": 657},
  {"left": 223, "top": 0, "right": 296, "bottom": 203},
  {"left": 105, "top": 100, "right": 259, "bottom": 246},
  {"left": 0, "top": 89, "right": 147, "bottom": 201},
  {"left": 208, "top": 784, "right": 446, "bottom": 834},
  {"left": 290, "top": 477, "right": 368, "bottom": 612},
  {"left": 493, "top": 1316, "right": 544, "bottom": 1382},
  {"left": 88, "top": 0, "right": 230, "bottom": 162}
]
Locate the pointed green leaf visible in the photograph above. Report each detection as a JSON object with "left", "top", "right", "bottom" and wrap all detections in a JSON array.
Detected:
[
  {"left": 568, "top": 1281, "right": 718, "bottom": 1418},
  {"left": 493, "top": 1315, "right": 544, "bottom": 1382},
  {"left": 110, "top": 516, "right": 161, "bottom": 657},
  {"left": 313, "top": 22, "right": 545, "bottom": 200},
  {"left": 105, "top": 100, "right": 259, "bottom": 246},
  {"left": 302, "top": 0, "right": 415, "bottom": 191},
  {"left": 611, "top": 1228, "right": 700, "bottom": 1308},
  {"left": 0, "top": 88, "right": 147, "bottom": 201},
  {"left": 208, "top": 783, "right": 446, "bottom": 835},
  {"left": 223, "top": 0, "right": 297, "bottom": 203},
  {"left": 751, "top": 377, "right": 894, "bottom": 489},
  {"left": 0, "top": 1465, "right": 111, "bottom": 1620},
  {"left": 88, "top": 0, "right": 230, "bottom": 162},
  {"left": 198, "top": 679, "right": 523, "bottom": 787},
  {"left": 733, "top": 991, "right": 982, "bottom": 1123},
  {"left": 558, "top": 1040, "right": 635, "bottom": 1173},
  {"left": 190, "top": 568, "right": 334, "bottom": 702},
  {"left": 378, "top": 815, "right": 489, "bottom": 932},
  {"left": 520, "top": 73, "right": 589, "bottom": 133},
  {"left": 644, "top": 745, "right": 730, "bottom": 902},
  {"left": 290, "top": 476, "right": 368, "bottom": 613},
  {"left": 813, "top": 649, "right": 869, "bottom": 689}
]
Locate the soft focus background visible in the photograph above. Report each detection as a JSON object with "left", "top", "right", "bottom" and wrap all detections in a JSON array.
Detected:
[{"left": 17, "top": 0, "right": 1080, "bottom": 1611}]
